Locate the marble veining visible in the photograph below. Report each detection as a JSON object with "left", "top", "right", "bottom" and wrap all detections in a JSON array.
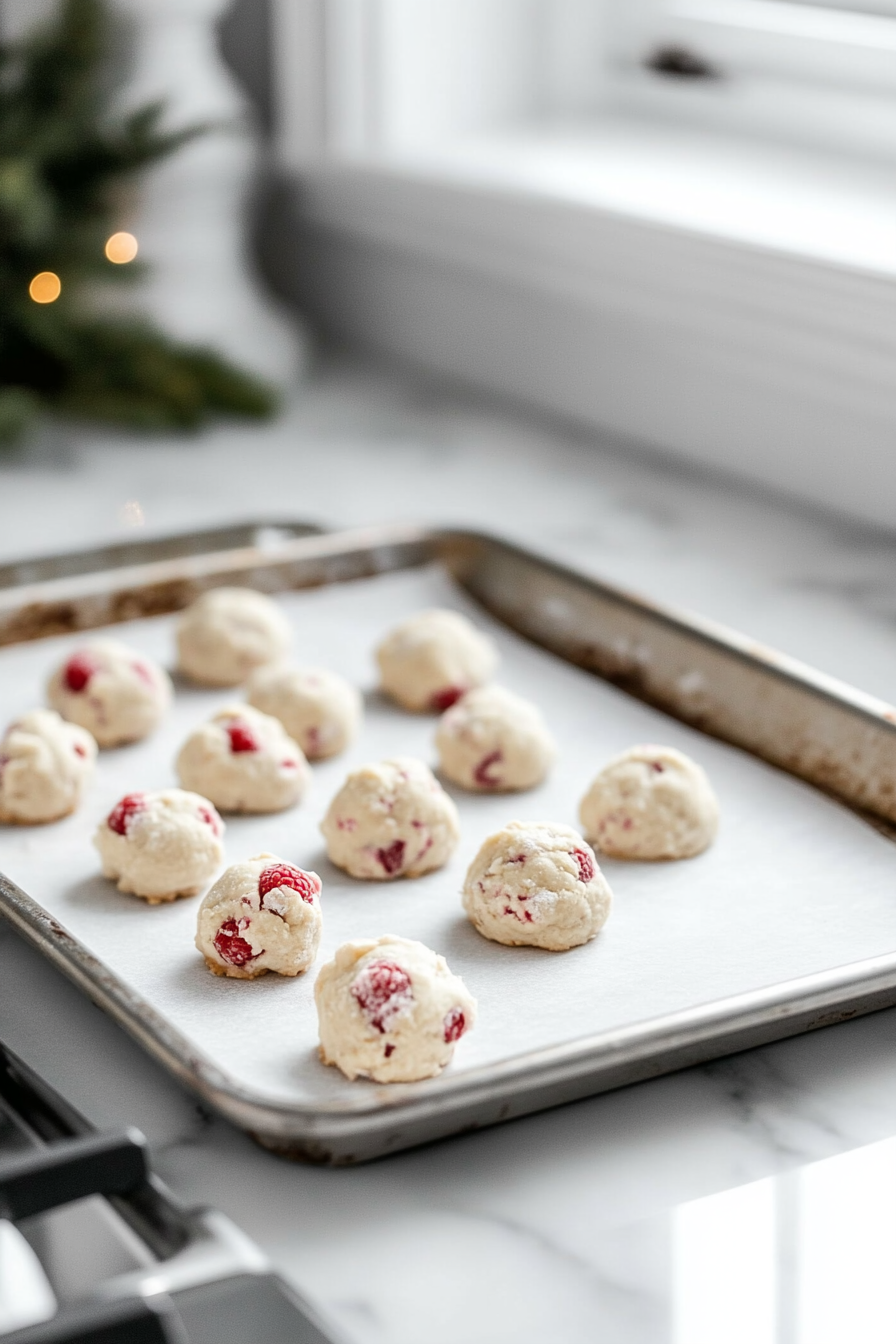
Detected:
[{"left": 3, "top": 357, "right": 896, "bottom": 1341}]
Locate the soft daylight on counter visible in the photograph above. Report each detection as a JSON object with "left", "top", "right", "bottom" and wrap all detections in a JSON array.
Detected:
[{"left": 2, "top": 2, "right": 896, "bottom": 1342}]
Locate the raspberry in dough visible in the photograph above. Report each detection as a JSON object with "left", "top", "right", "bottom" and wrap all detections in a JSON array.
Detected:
[
  {"left": 47, "top": 640, "right": 171, "bottom": 747},
  {"left": 315, "top": 936, "right": 476, "bottom": 1082},
  {"left": 462, "top": 821, "right": 612, "bottom": 951},
  {"left": 579, "top": 744, "right": 719, "bottom": 860},
  {"left": 93, "top": 788, "right": 224, "bottom": 903},
  {"left": 320, "top": 757, "right": 460, "bottom": 880},
  {"left": 195, "top": 853, "right": 322, "bottom": 979},
  {"left": 176, "top": 705, "right": 309, "bottom": 813},
  {"left": 0, "top": 710, "right": 96, "bottom": 825},
  {"left": 436, "top": 685, "right": 556, "bottom": 792},
  {"left": 176, "top": 587, "right": 291, "bottom": 687},
  {"left": 376, "top": 609, "right": 498, "bottom": 712},
  {"left": 247, "top": 664, "right": 361, "bottom": 760}
]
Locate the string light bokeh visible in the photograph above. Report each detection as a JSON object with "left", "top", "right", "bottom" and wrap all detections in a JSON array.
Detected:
[
  {"left": 29, "top": 272, "right": 61, "bottom": 303},
  {"left": 105, "top": 232, "right": 138, "bottom": 264}
]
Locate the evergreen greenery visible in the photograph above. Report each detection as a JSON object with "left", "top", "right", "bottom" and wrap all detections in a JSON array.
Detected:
[{"left": 0, "top": 0, "right": 278, "bottom": 445}]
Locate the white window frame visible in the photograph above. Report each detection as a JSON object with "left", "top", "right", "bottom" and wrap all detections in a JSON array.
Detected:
[
  {"left": 273, "top": 0, "right": 896, "bottom": 166},
  {"left": 273, "top": 0, "right": 555, "bottom": 163},
  {"left": 604, "top": 0, "right": 896, "bottom": 161},
  {"left": 610, "top": 0, "right": 896, "bottom": 91}
]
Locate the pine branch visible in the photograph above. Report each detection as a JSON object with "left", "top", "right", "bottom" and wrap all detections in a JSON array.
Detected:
[
  {"left": 0, "top": 0, "right": 279, "bottom": 443},
  {"left": 57, "top": 321, "right": 278, "bottom": 429},
  {"left": 0, "top": 388, "right": 40, "bottom": 445}
]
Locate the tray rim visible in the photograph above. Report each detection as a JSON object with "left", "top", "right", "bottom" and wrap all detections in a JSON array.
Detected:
[
  {"left": 5, "top": 866, "right": 896, "bottom": 1152},
  {"left": 5, "top": 518, "right": 894, "bottom": 736},
  {"left": 4, "top": 519, "right": 896, "bottom": 1161},
  {"left": 0, "top": 517, "right": 324, "bottom": 591}
]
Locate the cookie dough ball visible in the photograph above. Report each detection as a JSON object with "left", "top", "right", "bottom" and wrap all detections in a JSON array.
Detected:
[
  {"left": 176, "top": 587, "right": 291, "bottom": 687},
  {"left": 176, "top": 705, "right": 309, "bottom": 814},
  {"left": 579, "top": 744, "right": 719, "bottom": 860},
  {"left": 93, "top": 788, "right": 224, "bottom": 903},
  {"left": 0, "top": 710, "right": 96, "bottom": 825},
  {"left": 315, "top": 936, "right": 476, "bottom": 1082},
  {"left": 196, "top": 853, "right": 322, "bottom": 979},
  {"left": 247, "top": 664, "right": 361, "bottom": 761},
  {"left": 47, "top": 640, "right": 171, "bottom": 747},
  {"left": 376, "top": 609, "right": 498, "bottom": 712},
  {"left": 321, "top": 757, "right": 460, "bottom": 881},
  {"left": 436, "top": 686, "right": 556, "bottom": 792},
  {"left": 462, "top": 821, "right": 612, "bottom": 951}
]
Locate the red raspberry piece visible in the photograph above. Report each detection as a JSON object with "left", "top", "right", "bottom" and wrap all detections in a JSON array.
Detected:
[
  {"left": 73, "top": 743, "right": 87, "bottom": 758},
  {"left": 351, "top": 960, "right": 413, "bottom": 1033},
  {"left": 384, "top": 1044, "right": 396, "bottom": 1058},
  {"left": 214, "top": 918, "right": 258, "bottom": 967},
  {"left": 649, "top": 760, "right": 665, "bottom": 773},
  {"left": 473, "top": 749, "right": 503, "bottom": 787},
  {"left": 443, "top": 1007, "right": 466, "bottom": 1043},
  {"left": 431, "top": 685, "right": 466, "bottom": 712},
  {"left": 197, "top": 803, "right": 222, "bottom": 837},
  {"left": 573, "top": 848, "right": 595, "bottom": 883},
  {"left": 63, "top": 651, "right": 100, "bottom": 693},
  {"left": 376, "top": 840, "right": 406, "bottom": 876},
  {"left": 258, "top": 863, "right": 319, "bottom": 906},
  {"left": 107, "top": 792, "right": 146, "bottom": 836},
  {"left": 131, "top": 661, "right": 154, "bottom": 688},
  {"left": 225, "top": 720, "right": 260, "bottom": 753}
]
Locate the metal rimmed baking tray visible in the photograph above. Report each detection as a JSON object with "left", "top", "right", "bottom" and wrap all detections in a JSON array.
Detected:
[{"left": 3, "top": 522, "right": 896, "bottom": 1165}]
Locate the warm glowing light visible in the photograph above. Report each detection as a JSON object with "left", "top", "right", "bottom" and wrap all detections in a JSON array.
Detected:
[
  {"left": 105, "top": 231, "right": 138, "bottom": 264},
  {"left": 29, "top": 271, "right": 61, "bottom": 304}
]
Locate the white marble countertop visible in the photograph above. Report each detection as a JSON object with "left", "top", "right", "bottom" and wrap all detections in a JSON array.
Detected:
[{"left": 3, "top": 357, "right": 896, "bottom": 1343}]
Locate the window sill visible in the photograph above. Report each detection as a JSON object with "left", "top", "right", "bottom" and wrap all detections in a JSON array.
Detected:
[
  {"left": 276, "top": 119, "right": 896, "bottom": 527},
  {"left": 299, "top": 117, "right": 896, "bottom": 275}
]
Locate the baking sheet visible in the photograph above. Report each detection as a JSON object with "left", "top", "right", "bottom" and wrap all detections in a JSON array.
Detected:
[{"left": 3, "top": 565, "right": 896, "bottom": 1136}]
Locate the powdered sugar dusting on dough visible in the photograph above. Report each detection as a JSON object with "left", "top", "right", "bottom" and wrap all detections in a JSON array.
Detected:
[
  {"left": 316, "top": 936, "right": 476, "bottom": 1082},
  {"left": 463, "top": 821, "right": 612, "bottom": 951},
  {"left": 321, "top": 757, "right": 459, "bottom": 880}
]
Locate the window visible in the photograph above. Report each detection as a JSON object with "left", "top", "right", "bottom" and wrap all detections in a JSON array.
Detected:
[
  {"left": 269, "top": 1, "right": 896, "bottom": 530},
  {"left": 613, "top": 0, "right": 896, "bottom": 86},
  {"left": 273, "top": 0, "right": 896, "bottom": 165},
  {"left": 606, "top": 1, "right": 896, "bottom": 159}
]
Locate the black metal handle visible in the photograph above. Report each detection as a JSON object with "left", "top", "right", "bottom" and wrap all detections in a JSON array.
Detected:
[
  {"left": 0, "top": 1296, "right": 185, "bottom": 1344},
  {"left": 0, "top": 1129, "right": 148, "bottom": 1222}
]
